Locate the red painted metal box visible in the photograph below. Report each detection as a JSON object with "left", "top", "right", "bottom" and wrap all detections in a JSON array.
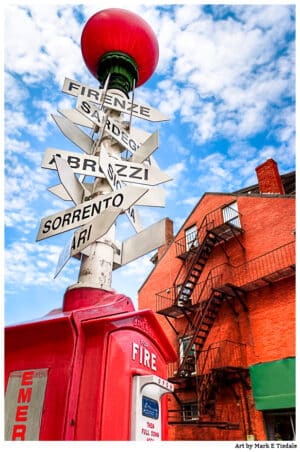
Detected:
[{"left": 5, "top": 288, "right": 176, "bottom": 441}]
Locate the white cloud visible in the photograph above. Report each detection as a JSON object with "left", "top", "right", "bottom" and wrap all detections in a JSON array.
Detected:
[
  {"left": 165, "top": 161, "right": 186, "bottom": 181},
  {"left": 149, "top": 4, "right": 295, "bottom": 146},
  {"left": 5, "top": 240, "right": 77, "bottom": 289},
  {"left": 5, "top": 5, "right": 84, "bottom": 85},
  {"left": 3, "top": 4, "right": 295, "bottom": 324},
  {"left": 181, "top": 196, "right": 200, "bottom": 206}
]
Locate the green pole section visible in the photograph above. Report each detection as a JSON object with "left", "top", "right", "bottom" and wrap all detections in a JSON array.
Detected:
[{"left": 97, "top": 51, "right": 138, "bottom": 96}]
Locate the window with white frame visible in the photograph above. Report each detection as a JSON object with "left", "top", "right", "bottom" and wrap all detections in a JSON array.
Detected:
[
  {"left": 185, "top": 224, "right": 198, "bottom": 251},
  {"left": 182, "top": 403, "right": 198, "bottom": 421},
  {"left": 179, "top": 336, "right": 196, "bottom": 373},
  {"left": 222, "top": 201, "right": 241, "bottom": 228}
]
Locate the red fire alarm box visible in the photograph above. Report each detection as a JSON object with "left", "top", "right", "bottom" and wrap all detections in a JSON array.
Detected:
[{"left": 5, "top": 288, "right": 176, "bottom": 441}]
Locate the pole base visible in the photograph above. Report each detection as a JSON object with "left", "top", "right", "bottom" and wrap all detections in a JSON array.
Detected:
[{"left": 63, "top": 286, "right": 135, "bottom": 313}]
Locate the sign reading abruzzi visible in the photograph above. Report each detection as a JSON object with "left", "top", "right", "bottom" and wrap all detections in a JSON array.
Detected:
[{"left": 36, "top": 77, "right": 172, "bottom": 277}]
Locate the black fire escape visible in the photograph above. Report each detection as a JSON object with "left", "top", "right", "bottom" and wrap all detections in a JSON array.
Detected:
[
  {"left": 155, "top": 201, "right": 295, "bottom": 432},
  {"left": 155, "top": 203, "right": 248, "bottom": 429}
]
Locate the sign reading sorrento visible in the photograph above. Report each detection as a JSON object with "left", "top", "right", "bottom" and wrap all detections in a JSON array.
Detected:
[{"left": 36, "top": 73, "right": 171, "bottom": 278}]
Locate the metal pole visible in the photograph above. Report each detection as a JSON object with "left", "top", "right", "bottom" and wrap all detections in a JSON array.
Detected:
[{"left": 69, "top": 89, "right": 126, "bottom": 292}]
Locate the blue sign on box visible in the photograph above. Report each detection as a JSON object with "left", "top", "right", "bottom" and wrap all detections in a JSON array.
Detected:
[{"left": 142, "top": 396, "right": 159, "bottom": 419}]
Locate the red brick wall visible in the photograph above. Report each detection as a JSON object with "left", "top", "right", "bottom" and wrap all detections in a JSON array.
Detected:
[
  {"left": 138, "top": 193, "right": 295, "bottom": 441},
  {"left": 256, "top": 159, "right": 285, "bottom": 194}
]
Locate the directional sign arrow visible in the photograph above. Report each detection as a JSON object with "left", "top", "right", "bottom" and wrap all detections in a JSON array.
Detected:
[
  {"left": 43, "top": 147, "right": 170, "bottom": 186},
  {"left": 76, "top": 96, "right": 160, "bottom": 161},
  {"left": 52, "top": 114, "right": 94, "bottom": 154},
  {"left": 54, "top": 235, "right": 74, "bottom": 278},
  {"left": 130, "top": 126, "right": 151, "bottom": 144},
  {"left": 36, "top": 185, "right": 148, "bottom": 241},
  {"left": 130, "top": 129, "right": 159, "bottom": 163},
  {"left": 135, "top": 186, "right": 165, "bottom": 208},
  {"left": 47, "top": 183, "right": 92, "bottom": 202},
  {"left": 48, "top": 180, "right": 166, "bottom": 207},
  {"left": 70, "top": 208, "right": 121, "bottom": 256},
  {"left": 76, "top": 96, "right": 141, "bottom": 154},
  {"left": 118, "top": 218, "right": 169, "bottom": 266},
  {"left": 42, "top": 148, "right": 105, "bottom": 179},
  {"left": 59, "top": 108, "right": 94, "bottom": 129},
  {"left": 99, "top": 150, "right": 145, "bottom": 233},
  {"left": 54, "top": 156, "right": 88, "bottom": 205},
  {"left": 109, "top": 160, "right": 171, "bottom": 186},
  {"left": 62, "top": 77, "right": 169, "bottom": 122}
]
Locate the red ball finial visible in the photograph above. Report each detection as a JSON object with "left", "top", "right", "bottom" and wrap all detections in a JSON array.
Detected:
[{"left": 81, "top": 8, "right": 159, "bottom": 93}]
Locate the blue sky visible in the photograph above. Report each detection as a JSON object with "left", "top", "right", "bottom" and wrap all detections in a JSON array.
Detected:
[{"left": 4, "top": 2, "right": 295, "bottom": 325}]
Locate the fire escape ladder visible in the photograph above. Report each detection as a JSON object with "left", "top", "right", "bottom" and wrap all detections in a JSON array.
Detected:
[
  {"left": 197, "top": 371, "right": 219, "bottom": 417},
  {"left": 176, "top": 290, "right": 225, "bottom": 377},
  {"left": 175, "top": 232, "right": 218, "bottom": 308}
]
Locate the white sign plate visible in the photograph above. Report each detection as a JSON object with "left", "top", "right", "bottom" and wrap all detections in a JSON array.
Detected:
[
  {"left": 100, "top": 150, "right": 145, "bottom": 233},
  {"left": 135, "top": 186, "right": 165, "bottom": 208},
  {"left": 43, "top": 147, "right": 171, "bottom": 186},
  {"left": 42, "top": 148, "right": 105, "bottom": 179},
  {"left": 36, "top": 185, "right": 147, "bottom": 241},
  {"left": 59, "top": 108, "right": 94, "bottom": 129},
  {"left": 5, "top": 369, "right": 48, "bottom": 441},
  {"left": 54, "top": 156, "right": 87, "bottom": 205},
  {"left": 52, "top": 114, "right": 94, "bottom": 154},
  {"left": 54, "top": 235, "right": 74, "bottom": 278},
  {"left": 121, "top": 218, "right": 169, "bottom": 266},
  {"left": 130, "top": 130, "right": 159, "bottom": 163},
  {"left": 70, "top": 208, "right": 121, "bottom": 256},
  {"left": 76, "top": 96, "right": 140, "bottom": 154},
  {"left": 62, "top": 77, "right": 169, "bottom": 122}
]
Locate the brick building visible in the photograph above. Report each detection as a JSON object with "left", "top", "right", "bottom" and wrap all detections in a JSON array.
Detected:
[{"left": 138, "top": 159, "right": 295, "bottom": 441}]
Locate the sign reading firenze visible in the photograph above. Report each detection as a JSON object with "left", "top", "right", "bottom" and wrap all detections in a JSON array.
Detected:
[{"left": 62, "top": 77, "right": 168, "bottom": 122}]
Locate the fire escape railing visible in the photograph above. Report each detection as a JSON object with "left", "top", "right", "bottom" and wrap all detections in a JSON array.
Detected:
[
  {"left": 175, "top": 204, "right": 241, "bottom": 258},
  {"left": 168, "top": 340, "right": 248, "bottom": 425},
  {"left": 156, "top": 205, "right": 243, "bottom": 314},
  {"left": 208, "top": 240, "right": 295, "bottom": 291},
  {"left": 197, "top": 340, "right": 248, "bottom": 375},
  {"left": 166, "top": 240, "right": 295, "bottom": 379},
  {"left": 157, "top": 240, "right": 295, "bottom": 314}
]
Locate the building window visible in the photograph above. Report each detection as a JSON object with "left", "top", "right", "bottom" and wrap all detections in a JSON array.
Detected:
[
  {"left": 179, "top": 336, "right": 196, "bottom": 374},
  {"left": 222, "top": 201, "right": 241, "bottom": 228},
  {"left": 185, "top": 224, "right": 198, "bottom": 251},
  {"left": 182, "top": 402, "right": 198, "bottom": 421},
  {"left": 176, "top": 283, "right": 193, "bottom": 306},
  {"left": 263, "top": 409, "right": 295, "bottom": 440}
]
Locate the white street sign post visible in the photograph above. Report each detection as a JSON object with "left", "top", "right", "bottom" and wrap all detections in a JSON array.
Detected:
[
  {"left": 59, "top": 108, "right": 95, "bottom": 129},
  {"left": 38, "top": 67, "right": 171, "bottom": 291},
  {"left": 36, "top": 185, "right": 147, "bottom": 241},
  {"left": 54, "top": 208, "right": 122, "bottom": 278},
  {"left": 62, "top": 77, "right": 169, "bottom": 122},
  {"left": 48, "top": 183, "right": 165, "bottom": 208},
  {"left": 52, "top": 114, "right": 95, "bottom": 154},
  {"left": 130, "top": 129, "right": 159, "bottom": 163},
  {"left": 119, "top": 218, "right": 169, "bottom": 266},
  {"left": 43, "top": 147, "right": 171, "bottom": 185},
  {"left": 134, "top": 186, "right": 165, "bottom": 208},
  {"left": 54, "top": 156, "right": 88, "bottom": 205},
  {"left": 48, "top": 183, "right": 93, "bottom": 202},
  {"left": 76, "top": 96, "right": 159, "bottom": 159},
  {"left": 99, "top": 149, "right": 144, "bottom": 233},
  {"left": 42, "top": 148, "right": 105, "bottom": 179},
  {"left": 70, "top": 208, "right": 121, "bottom": 256}
]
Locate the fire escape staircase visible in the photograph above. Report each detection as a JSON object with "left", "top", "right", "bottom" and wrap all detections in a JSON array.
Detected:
[
  {"left": 175, "top": 288, "right": 227, "bottom": 378},
  {"left": 174, "top": 231, "right": 219, "bottom": 310},
  {"left": 169, "top": 340, "right": 250, "bottom": 429}
]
